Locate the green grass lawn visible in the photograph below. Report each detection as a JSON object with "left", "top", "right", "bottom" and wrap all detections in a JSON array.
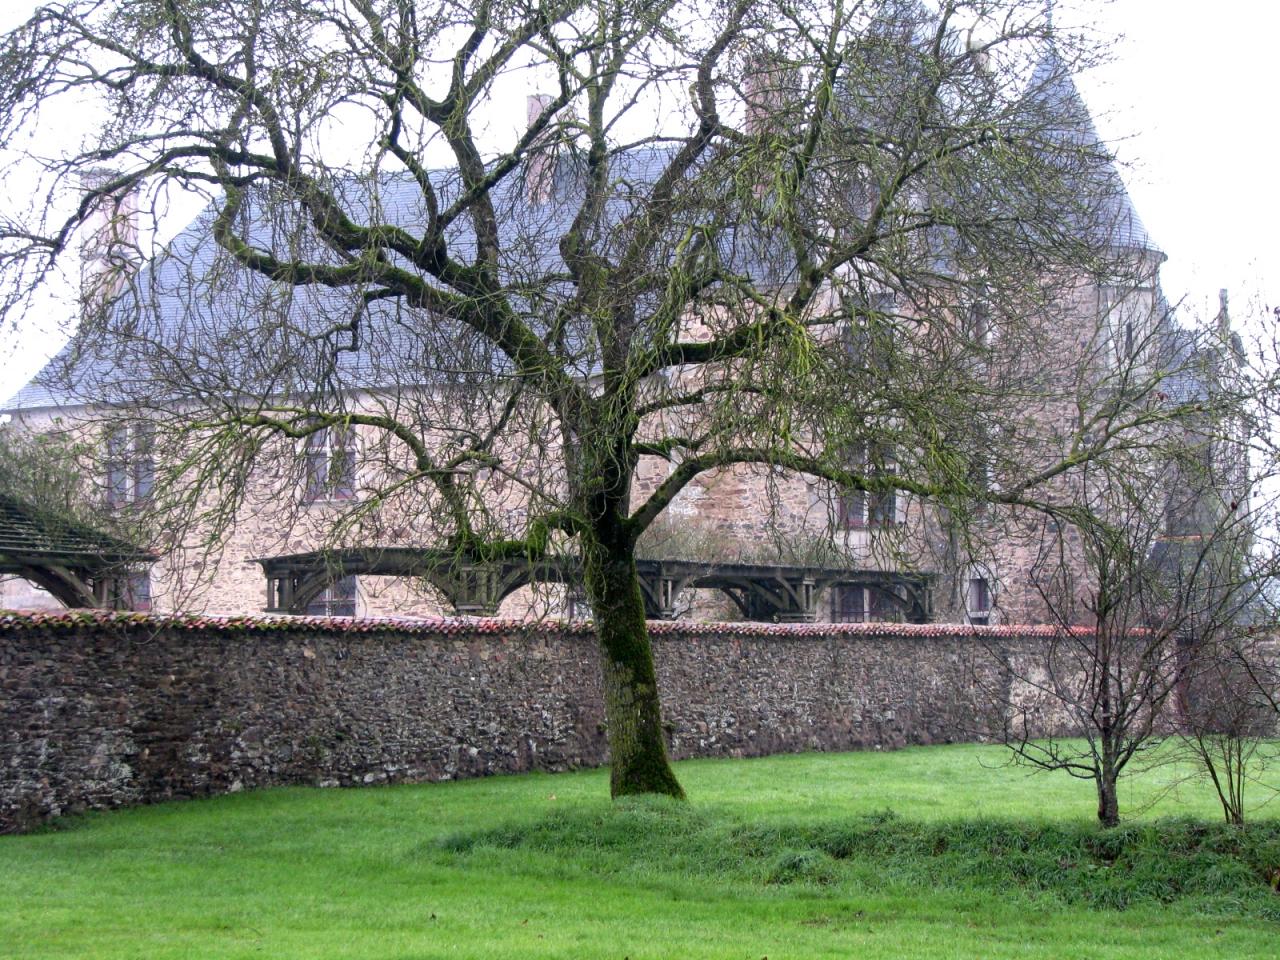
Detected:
[{"left": 3, "top": 744, "right": 1279, "bottom": 959}]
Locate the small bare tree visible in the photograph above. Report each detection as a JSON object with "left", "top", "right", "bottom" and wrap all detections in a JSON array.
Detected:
[
  {"left": 1178, "top": 625, "right": 1279, "bottom": 825},
  {"left": 1002, "top": 489, "right": 1185, "bottom": 828},
  {"left": 997, "top": 318, "right": 1278, "bottom": 827}
]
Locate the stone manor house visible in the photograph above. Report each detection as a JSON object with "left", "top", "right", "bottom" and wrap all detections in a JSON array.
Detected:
[{"left": 0, "top": 46, "right": 1237, "bottom": 628}]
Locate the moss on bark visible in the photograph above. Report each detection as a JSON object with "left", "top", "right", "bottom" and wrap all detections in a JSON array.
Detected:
[{"left": 583, "top": 537, "right": 685, "bottom": 800}]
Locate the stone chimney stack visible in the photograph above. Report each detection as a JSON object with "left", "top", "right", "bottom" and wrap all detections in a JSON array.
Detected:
[
  {"left": 743, "top": 53, "right": 800, "bottom": 137},
  {"left": 79, "top": 169, "right": 140, "bottom": 313},
  {"left": 525, "top": 94, "right": 556, "bottom": 205}
]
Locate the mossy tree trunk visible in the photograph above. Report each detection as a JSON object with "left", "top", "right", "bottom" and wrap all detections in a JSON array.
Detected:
[
  {"left": 581, "top": 526, "right": 685, "bottom": 800},
  {"left": 573, "top": 406, "right": 683, "bottom": 798}
]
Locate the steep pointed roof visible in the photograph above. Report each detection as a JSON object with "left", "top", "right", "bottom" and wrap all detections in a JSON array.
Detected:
[{"left": 1026, "top": 47, "right": 1160, "bottom": 256}]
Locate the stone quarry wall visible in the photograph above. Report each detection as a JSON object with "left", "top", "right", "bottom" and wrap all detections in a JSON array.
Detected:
[{"left": 1, "top": 611, "right": 1058, "bottom": 833}]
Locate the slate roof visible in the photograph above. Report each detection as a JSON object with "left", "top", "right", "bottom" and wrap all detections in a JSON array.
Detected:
[
  {"left": 1025, "top": 48, "right": 1159, "bottom": 255},
  {"left": 4, "top": 50, "right": 1163, "bottom": 413},
  {"left": 1158, "top": 327, "right": 1210, "bottom": 404},
  {"left": 0, "top": 494, "right": 153, "bottom": 568},
  {"left": 5, "top": 146, "right": 796, "bottom": 411}
]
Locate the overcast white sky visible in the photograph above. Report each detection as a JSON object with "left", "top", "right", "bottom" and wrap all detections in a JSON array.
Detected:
[{"left": 1, "top": 0, "right": 1276, "bottom": 401}]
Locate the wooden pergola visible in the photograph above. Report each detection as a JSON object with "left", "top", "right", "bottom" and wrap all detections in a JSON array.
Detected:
[
  {"left": 256, "top": 547, "right": 934, "bottom": 623},
  {"left": 0, "top": 494, "right": 155, "bottom": 609}
]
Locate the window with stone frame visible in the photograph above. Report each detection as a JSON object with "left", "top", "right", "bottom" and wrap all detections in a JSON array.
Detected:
[
  {"left": 305, "top": 575, "right": 358, "bottom": 616},
  {"left": 302, "top": 424, "right": 356, "bottom": 503},
  {"left": 835, "top": 443, "right": 898, "bottom": 530},
  {"left": 967, "top": 576, "right": 992, "bottom": 626},
  {"left": 1097, "top": 282, "right": 1154, "bottom": 367},
  {"left": 105, "top": 422, "right": 154, "bottom": 508}
]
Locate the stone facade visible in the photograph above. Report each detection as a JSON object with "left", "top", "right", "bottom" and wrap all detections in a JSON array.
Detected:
[
  {"left": 0, "top": 267, "right": 1167, "bottom": 626},
  {"left": 1, "top": 610, "right": 1063, "bottom": 833}
]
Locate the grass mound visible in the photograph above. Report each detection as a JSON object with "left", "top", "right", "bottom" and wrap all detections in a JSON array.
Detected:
[{"left": 443, "top": 799, "right": 1280, "bottom": 918}]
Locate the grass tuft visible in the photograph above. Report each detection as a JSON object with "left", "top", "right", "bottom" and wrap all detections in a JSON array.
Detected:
[{"left": 764, "top": 848, "right": 841, "bottom": 885}]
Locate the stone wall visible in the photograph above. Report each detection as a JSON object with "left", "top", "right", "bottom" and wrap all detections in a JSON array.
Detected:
[{"left": 0, "top": 610, "right": 1058, "bottom": 833}]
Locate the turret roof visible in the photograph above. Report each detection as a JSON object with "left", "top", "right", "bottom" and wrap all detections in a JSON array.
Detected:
[{"left": 1025, "top": 47, "right": 1160, "bottom": 255}]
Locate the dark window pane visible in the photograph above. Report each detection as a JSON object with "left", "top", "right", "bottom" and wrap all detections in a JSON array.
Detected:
[
  {"left": 331, "top": 448, "right": 356, "bottom": 500},
  {"left": 127, "top": 572, "right": 152, "bottom": 612},
  {"left": 836, "top": 489, "right": 866, "bottom": 528},
  {"left": 306, "top": 575, "right": 357, "bottom": 616},
  {"left": 302, "top": 426, "right": 355, "bottom": 503},
  {"left": 968, "top": 577, "right": 990, "bottom": 625},
  {"left": 105, "top": 427, "right": 129, "bottom": 506},
  {"left": 832, "top": 585, "right": 865, "bottom": 623},
  {"left": 868, "top": 490, "right": 896, "bottom": 526},
  {"left": 867, "top": 587, "right": 895, "bottom": 621},
  {"left": 133, "top": 424, "right": 155, "bottom": 501}
]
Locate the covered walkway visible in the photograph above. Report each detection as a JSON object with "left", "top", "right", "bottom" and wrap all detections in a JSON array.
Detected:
[
  {"left": 0, "top": 494, "right": 155, "bottom": 609},
  {"left": 256, "top": 547, "right": 933, "bottom": 623}
]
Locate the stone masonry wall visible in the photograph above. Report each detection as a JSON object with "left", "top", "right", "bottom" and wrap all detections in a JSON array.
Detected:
[{"left": 1, "top": 611, "right": 1058, "bottom": 833}]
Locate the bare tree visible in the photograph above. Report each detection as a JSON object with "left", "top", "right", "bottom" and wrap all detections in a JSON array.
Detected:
[
  {"left": 1000, "top": 481, "right": 1185, "bottom": 827},
  {"left": 1178, "top": 623, "right": 1280, "bottom": 826},
  {"left": 0, "top": 0, "right": 1195, "bottom": 798},
  {"left": 1171, "top": 413, "right": 1280, "bottom": 826},
  {"left": 996, "top": 317, "right": 1279, "bottom": 827}
]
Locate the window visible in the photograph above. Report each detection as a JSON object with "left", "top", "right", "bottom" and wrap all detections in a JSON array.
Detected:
[
  {"left": 967, "top": 576, "right": 991, "bottom": 626},
  {"left": 1098, "top": 284, "right": 1149, "bottom": 366},
  {"left": 105, "top": 423, "right": 154, "bottom": 507},
  {"left": 840, "top": 310, "right": 895, "bottom": 371},
  {"left": 99, "top": 571, "right": 151, "bottom": 611},
  {"left": 126, "top": 571, "right": 152, "bottom": 612},
  {"left": 835, "top": 444, "right": 897, "bottom": 530},
  {"left": 306, "top": 575, "right": 357, "bottom": 616},
  {"left": 832, "top": 584, "right": 866, "bottom": 622},
  {"left": 831, "top": 585, "right": 896, "bottom": 623},
  {"left": 835, "top": 483, "right": 897, "bottom": 530},
  {"left": 867, "top": 486, "right": 897, "bottom": 527},
  {"left": 303, "top": 425, "right": 356, "bottom": 502},
  {"left": 565, "top": 587, "right": 592, "bottom": 622}
]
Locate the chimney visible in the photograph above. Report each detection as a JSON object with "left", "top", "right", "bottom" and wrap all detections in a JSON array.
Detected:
[
  {"left": 525, "top": 94, "right": 556, "bottom": 205},
  {"left": 79, "top": 169, "right": 140, "bottom": 313},
  {"left": 743, "top": 53, "right": 800, "bottom": 137}
]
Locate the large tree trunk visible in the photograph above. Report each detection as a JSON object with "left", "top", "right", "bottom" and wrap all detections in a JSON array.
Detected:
[{"left": 583, "top": 535, "right": 685, "bottom": 799}]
